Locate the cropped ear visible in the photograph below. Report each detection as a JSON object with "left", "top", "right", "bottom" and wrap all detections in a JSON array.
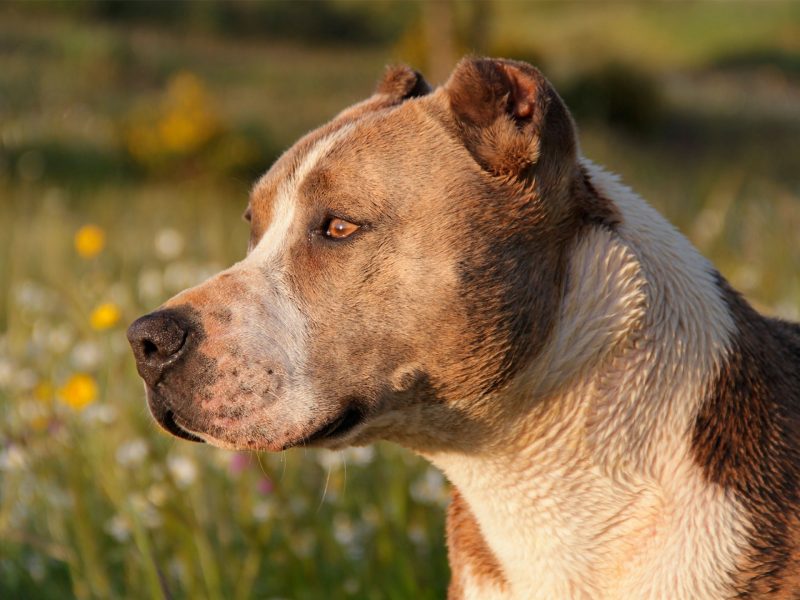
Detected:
[
  {"left": 332, "top": 65, "right": 431, "bottom": 124},
  {"left": 375, "top": 65, "right": 432, "bottom": 103},
  {"left": 445, "top": 57, "right": 577, "bottom": 188}
]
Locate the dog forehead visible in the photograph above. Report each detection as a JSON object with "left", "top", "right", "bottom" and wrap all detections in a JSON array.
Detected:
[
  {"left": 252, "top": 99, "right": 452, "bottom": 218},
  {"left": 307, "top": 102, "right": 466, "bottom": 195}
]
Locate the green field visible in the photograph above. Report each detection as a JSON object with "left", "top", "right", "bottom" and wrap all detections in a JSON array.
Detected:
[{"left": 1, "top": 2, "right": 799, "bottom": 598}]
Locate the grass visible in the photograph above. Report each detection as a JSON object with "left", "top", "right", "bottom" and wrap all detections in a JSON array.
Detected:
[{"left": 1, "top": 3, "right": 799, "bottom": 599}]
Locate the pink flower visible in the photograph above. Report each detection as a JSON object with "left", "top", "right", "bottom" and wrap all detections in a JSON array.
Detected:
[
  {"left": 229, "top": 452, "right": 249, "bottom": 475},
  {"left": 256, "top": 477, "right": 273, "bottom": 496}
]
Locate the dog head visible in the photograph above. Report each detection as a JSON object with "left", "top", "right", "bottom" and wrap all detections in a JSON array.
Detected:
[{"left": 127, "top": 58, "right": 616, "bottom": 453}]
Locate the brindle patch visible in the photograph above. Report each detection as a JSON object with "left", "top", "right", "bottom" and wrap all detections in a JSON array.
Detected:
[{"left": 692, "top": 274, "right": 800, "bottom": 597}]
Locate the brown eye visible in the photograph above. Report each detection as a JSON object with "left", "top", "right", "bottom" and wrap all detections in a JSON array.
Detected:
[
  {"left": 325, "top": 217, "right": 360, "bottom": 240},
  {"left": 243, "top": 207, "right": 252, "bottom": 223}
]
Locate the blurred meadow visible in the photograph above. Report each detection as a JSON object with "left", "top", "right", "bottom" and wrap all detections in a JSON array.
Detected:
[{"left": 1, "top": 1, "right": 799, "bottom": 598}]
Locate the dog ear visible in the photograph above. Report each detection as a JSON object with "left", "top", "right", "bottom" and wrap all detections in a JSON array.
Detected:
[
  {"left": 375, "top": 65, "right": 432, "bottom": 103},
  {"left": 332, "top": 65, "right": 431, "bottom": 124},
  {"left": 445, "top": 57, "right": 577, "bottom": 187}
]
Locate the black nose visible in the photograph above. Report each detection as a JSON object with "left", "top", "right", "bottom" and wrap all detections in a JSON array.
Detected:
[{"left": 127, "top": 310, "right": 192, "bottom": 386}]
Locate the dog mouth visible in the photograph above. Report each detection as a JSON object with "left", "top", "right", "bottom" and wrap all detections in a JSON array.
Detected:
[
  {"left": 161, "top": 409, "right": 205, "bottom": 443},
  {"left": 293, "top": 405, "right": 365, "bottom": 449},
  {"left": 146, "top": 387, "right": 205, "bottom": 443},
  {"left": 146, "top": 384, "right": 365, "bottom": 450}
]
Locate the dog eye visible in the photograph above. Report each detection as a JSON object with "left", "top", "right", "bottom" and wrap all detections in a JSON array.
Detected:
[
  {"left": 324, "top": 217, "right": 360, "bottom": 240},
  {"left": 243, "top": 207, "right": 252, "bottom": 223}
]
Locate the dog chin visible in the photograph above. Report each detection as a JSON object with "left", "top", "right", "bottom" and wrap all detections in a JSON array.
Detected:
[
  {"left": 145, "top": 384, "right": 371, "bottom": 452},
  {"left": 144, "top": 386, "right": 206, "bottom": 443}
]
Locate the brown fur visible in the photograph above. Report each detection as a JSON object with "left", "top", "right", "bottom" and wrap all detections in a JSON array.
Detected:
[
  {"left": 127, "top": 56, "right": 800, "bottom": 597},
  {"left": 693, "top": 274, "right": 800, "bottom": 596},
  {"left": 446, "top": 489, "right": 508, "bottom": 598}
]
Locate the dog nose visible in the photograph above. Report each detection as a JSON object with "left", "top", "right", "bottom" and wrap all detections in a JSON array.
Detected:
[{"left": 127, "top": 310, "right": 191, "bottom": 386}]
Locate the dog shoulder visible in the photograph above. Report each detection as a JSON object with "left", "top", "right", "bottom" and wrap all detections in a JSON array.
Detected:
[{"left": 693, "top": 274, "right": 800, "bottom": 596}]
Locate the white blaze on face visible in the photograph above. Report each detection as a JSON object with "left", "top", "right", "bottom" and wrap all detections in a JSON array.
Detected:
[
  {"left": 246, "top": 124, "right": 355, "bottom": 267},
  {"left": 179, "top": 123, "right": 358, "bottom": 447}
]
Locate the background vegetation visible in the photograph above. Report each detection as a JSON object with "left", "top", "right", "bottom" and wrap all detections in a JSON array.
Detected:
[{"left": 1, "top": 1, "right": 799, "bottom": 598}]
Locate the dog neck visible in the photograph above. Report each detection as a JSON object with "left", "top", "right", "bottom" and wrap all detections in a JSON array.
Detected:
[{"left": 424, "top": 161, "right": 746, "bottom": 599}]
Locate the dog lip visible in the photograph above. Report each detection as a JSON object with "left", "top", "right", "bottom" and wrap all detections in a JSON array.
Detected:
[
  {"left": 147, "top": 386, "right": 205, "bottom": 443},
  {"left": 162, "top": 410, "right": 206, "bottom": 443},
  {"left": 293, "top": 405, "right": 365, "bottom": 448}
]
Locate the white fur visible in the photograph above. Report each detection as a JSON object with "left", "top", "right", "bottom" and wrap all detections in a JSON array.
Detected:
[
  {"left": 428, "top": 160, "right": 747, "bottom": 599},
  {"left": 247, "top": 124, "right": 355, "bottom": 265}
]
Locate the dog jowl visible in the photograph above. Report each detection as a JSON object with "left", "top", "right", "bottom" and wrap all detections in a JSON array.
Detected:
[{"left": 128, "top": 58, "right": 800, "bottom": 599}]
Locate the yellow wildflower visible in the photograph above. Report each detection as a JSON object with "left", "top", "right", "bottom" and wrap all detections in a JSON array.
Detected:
[
  {"left": 90, "top": 302, "right": 121, "bottom": 330},
  {"left": 159, "top": 112, "right": 201, "bottom": 154},
  {"left": 159, "top": 72, "right": 218, "bottom": 154},
  {"left": 59, "top": 374, "right": 97, "bottom": 411},
  {"left": 74, "top": 225, "right": 106, "bottom": 258}
]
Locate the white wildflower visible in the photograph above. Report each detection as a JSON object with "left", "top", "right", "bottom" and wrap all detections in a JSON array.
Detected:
[
  {"left": 147, "top": 483, "right": 169, "bottom": 507},
  {"left": 333, "top": 513, "right": 355, "bottom": 546},
  {"left": 252, "top": 499, "right": 275, "bottom": 523},
  {"left": 167, "top": 453, "right": 197, "bottom": 488},
  {"left": 81, "top": 403, "right": 117, "bottom": 425},
  {"left": 138, "top": 268, "right": 163, "bottom": 300},
  {"left": 106, "top": 514, "right": 132, "bottom": 542},
  {"left": 116, "top": 439, "right": 149, "bottom": 468},
  {"left": 343, "top": 446, "right": 374, "bottom": 466},
  {"left": 14, "top": 281, "right": 51, "bottom": 312},
  {"left": 410, "top": 467, "right": 447, "bottom": 505},
  {"left": 71, "top": 340, "right": 102, "bottom": 370},
  {"left": 0, "top": 445, "right": 27, "bottom": 471},
  {"left": 316, "top": 450, "right": 341, "bottom": 470},
  {"left": 155, "top": 228, "right": 185, "bottom": 260},
  {"left": 131, "top": 493, "right": 162, "bottom": 529}
]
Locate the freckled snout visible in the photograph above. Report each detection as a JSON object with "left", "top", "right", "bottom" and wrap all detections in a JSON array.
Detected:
[{"left": 127, "top": 309, "right": 193, "bottom": 386}]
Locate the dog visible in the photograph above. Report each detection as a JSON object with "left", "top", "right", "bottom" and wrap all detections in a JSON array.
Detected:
[{"left": 127, "top": 57, "right": 800, "bottom": 599}]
